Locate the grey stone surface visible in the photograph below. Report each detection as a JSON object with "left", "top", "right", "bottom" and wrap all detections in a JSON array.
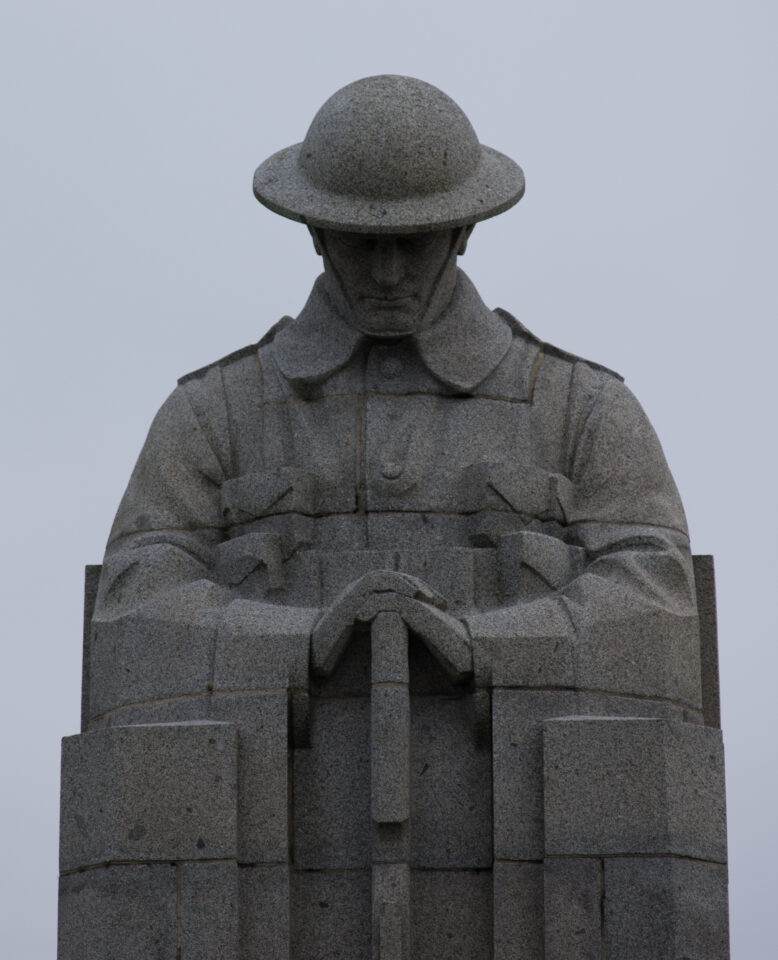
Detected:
[
  {"left": 81, "top": 564, "right": 100, "bottom": 733},
  {"left": 410, "top": 695, "right": 492, "bottom": 868},
  {"left": 543, "top": 857, "right": 602, "bottom": 960},
  {"left": 570, "top": 598, "right": 703, "bottom": 709},
  {"left": 58, "top": 864, "right": 177, "bottom": 960},
  {"left": 492, "top": 861, "right": 544, "bottom": 960},
  {"left": 373, "top": 862, "right": 411, "bottom": 960},
  {"left": 371, "top": 609, "right": 409, "bottom": 685},
  {"left": 410, "top": 869, "right": 492, "bottom": 960},
  {"left": 371, "top": 684, "right": 410, "bottom": 824},
  {"left": 492, "top": 690, "right": 684, "bottom": 861},
  {"left": 291, "top": 869, "right": 371, "bottom": 960},
  {"left": 253, "top": 75, "right": 525, "bottom": 234},
  {"left": 88, "top": 608, "right": 215, "bottom": 719},
  {"left": 603, "top": 858, "right": 730, "bottom": 960},
  {"left": 293, "top": 698, "right": 371, "bottom": 869},
  {"left": 694, "top": 553, "right": 722, "bottom": 727},
  {"left": 209, "top": 693, "right": 289, "bottom": 864},
  {"left": 100, "top": 694, "right": 211, "bottom": 728},
  {"left": 371, "top": 611, "right": 410, "bottom": 827},
  {"left": 214, "top": 599, "right": 313, "bottom": 690},
  {"left": 239, "top": 865, "right": 290, "bottom": 960},
  {"left": 543, "top": 716, "right": 727, "bottom": 861},
  {"left": 60, "top": 722, "right": 237, "bottom": 870},
  {"left": 181, "top": 862, "right": 239, "bottom": 960},
  {"left": 67, "top": 75, "right": 729, "bottom": 958}
]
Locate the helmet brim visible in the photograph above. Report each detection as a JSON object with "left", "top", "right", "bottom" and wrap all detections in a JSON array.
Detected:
[{"left": 253, "top": 143, "right": 525, "bottom": 234}]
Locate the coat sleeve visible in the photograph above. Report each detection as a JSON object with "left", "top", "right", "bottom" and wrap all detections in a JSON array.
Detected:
[
  {"left": 92, "top": 379, "right": 318, "bottom": 697},
  {"left": 464, "top": 366, "right": 701, "bottom": 706}
]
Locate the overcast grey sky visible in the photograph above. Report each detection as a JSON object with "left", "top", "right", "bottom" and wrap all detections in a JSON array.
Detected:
[{"left": 1, "top": 1, "right": 775, "bottom": 956}]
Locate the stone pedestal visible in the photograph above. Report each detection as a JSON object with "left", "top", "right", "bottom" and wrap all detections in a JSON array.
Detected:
[{"left": 59, "top": 558, "right": 729, "bottom": 958}]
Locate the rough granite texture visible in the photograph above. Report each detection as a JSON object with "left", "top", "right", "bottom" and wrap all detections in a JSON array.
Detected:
[
  {"left": 253, "top": 75, "right": 525, "bottom": 234},
  {"left": 694, "top": 553, "right": 722, "bottom": 727},
  {"left": 59, "top": 75, "right": 729, "bottom": 959},
  {"left": 60, "top": 721, "right": 238, "bottom": 871},
  {"left": 543, "top": 716, "right": 727, "bottom": 861},
  {"left": 492, "top": 861, "right": 544, "bottom": 960},
  {"left": 58, "top": 865, "right": 177, "bottom": 960},
  {"left": 181, "top": 862, "right": 240, "bottom": 960},
  {"left": 604, "top": 858, "right": 730, "bottom": 960},
  {"left": 491, "top": 690, "right": 685, "bottom": 861},
  {"left": 239, "top": 865, "right": 291, "bottom": 960},
  {"left": 543, "top": 857, "right": 602, "bottom": 960}
]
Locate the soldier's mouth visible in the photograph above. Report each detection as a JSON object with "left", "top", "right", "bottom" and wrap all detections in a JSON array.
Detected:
[{"left": 363, "top": 295, "right": 414, "bottom": 306}]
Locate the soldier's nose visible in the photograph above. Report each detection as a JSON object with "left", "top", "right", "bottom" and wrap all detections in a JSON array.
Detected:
[{"left": 370, "top": 239, "right": 404, "bottom": 287}]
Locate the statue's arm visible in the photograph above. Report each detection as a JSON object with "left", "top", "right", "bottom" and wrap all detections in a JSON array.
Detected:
[
  {"left": 93, "top": 383, "right": 318, "bottom": 636},
  {"left": 464, "top": 370, "right": 698, "bottom": 655}
]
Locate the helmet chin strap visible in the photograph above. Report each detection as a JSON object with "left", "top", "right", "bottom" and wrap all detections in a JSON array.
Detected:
[{"left": 312, "top": 226, "right": 469, "bottom": 337}]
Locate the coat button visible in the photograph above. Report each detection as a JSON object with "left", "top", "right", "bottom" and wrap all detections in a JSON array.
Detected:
[
  {"left": 379, "top": 356, "right": 403, "bottom": 379},
  {"left": 381, "top": 461, "right": 403, "bottom": 479}
]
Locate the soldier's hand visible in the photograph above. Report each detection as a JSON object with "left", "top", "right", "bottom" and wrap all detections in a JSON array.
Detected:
[
  {"left": 311, "top": 570, "right": 468, "bottom": 678},
  {"left": 354, "top": 590, "right": 472, "bottom": 683}
]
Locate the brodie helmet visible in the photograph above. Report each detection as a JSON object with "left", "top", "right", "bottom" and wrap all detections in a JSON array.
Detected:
[{"left": 253, "top": 74, "right": 525, "bottom": 234}]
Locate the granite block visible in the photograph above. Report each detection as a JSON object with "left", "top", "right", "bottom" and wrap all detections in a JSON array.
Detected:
[
  {"left": 291, "top": 869, "right": 371, "bottom": 960},
  {"left": 484, "top": 634, "right": 576, "bottom": 689},
  {"left": 543, "top": 857, "right": 602, "bottom": 960},
  {"left": 603, "top": 857, "right": 729, "bottom": 959},
  {"left": 572, "top": 602, "right": 702, "bottom": 708},
  {"left": 543, "top": 717, "right": 726, "bottom": 860},
  {"left": 209, "top": 693, "right": 289, "bottom": 864},
  {"left": 492, "top": 690, "right": 579, "bottom": 861},
  {"left": 239, "top": 865, "right": 290, "bottom": 960},
  {"left": 476, "top": 604, "right": 701, "bottom": 707},
  {"left": 58, "top": 864, "right": 176, "bottom": 960},
  {"left": 410, "top": 695, "right": 492, "bottom": 868},
  {"left": 492, "top": 861, "right": 544, "bottom": 960},
  {"left": 693, "top": 554, "right": 722, "bottom": 727},
  {"left": 492, "top": 691, "right": 683, "bottom": 860},
  {"left": 293, "top": 697, "right": 371, "bottom": 868},
  {"left": 81, "top": 565, "right": 101, "bottom": 733},
  {"left": 410, "top": 869, "right": 492, "bottom": 960},
  {"left": 214, "top": 599, "right": 314, "bottom": 691},
  {"left": 89, "top": 613, "right": 214, "bottom": 717},
  {"left": 60, "top": 721, "right": 238, "bottom": 870},
  {"left": 181, "top": 862, "right": 239, "bottom": 960}
]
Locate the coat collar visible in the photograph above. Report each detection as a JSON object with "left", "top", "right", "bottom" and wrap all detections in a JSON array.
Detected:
[{"left": 272, "top": 269, "right": 512, "bottom": 394}]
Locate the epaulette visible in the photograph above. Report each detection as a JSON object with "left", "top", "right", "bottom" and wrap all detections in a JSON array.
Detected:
[
  {"left": 495, "top": 308, "right": 624, "bottom": 382},
  {"left": 176, "top": 316, "right": 294, "bottom": 385}
]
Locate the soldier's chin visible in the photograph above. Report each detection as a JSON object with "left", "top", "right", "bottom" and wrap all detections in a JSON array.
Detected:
[{"left": 350, "top": 307, "right": 421, "bottom": 338}]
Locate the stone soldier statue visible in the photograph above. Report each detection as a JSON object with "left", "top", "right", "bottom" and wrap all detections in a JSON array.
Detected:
[{"left": 58, "top": 76, "right": 729, "bottom": 959}]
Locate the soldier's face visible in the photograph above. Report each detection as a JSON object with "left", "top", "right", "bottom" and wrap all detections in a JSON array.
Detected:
[{"left": 318, "top": 228, "right": 460, "bottom": 337}]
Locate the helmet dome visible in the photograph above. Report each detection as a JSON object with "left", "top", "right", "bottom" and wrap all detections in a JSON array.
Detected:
[{"left": 253, "top": 75, "right": 525, "bottom": 234}]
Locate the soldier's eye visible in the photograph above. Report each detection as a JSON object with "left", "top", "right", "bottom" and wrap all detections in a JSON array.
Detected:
[
  {"left": 336, "top": 232, "right": 377, "bottom": 250},
  {"left": 401, "top": 232, "right": 437, "bottom": 249}
]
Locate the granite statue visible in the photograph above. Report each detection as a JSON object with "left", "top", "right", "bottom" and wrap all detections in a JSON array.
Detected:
[{"left": 58, "top": 75, "right": 729, "bottom": 959}]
